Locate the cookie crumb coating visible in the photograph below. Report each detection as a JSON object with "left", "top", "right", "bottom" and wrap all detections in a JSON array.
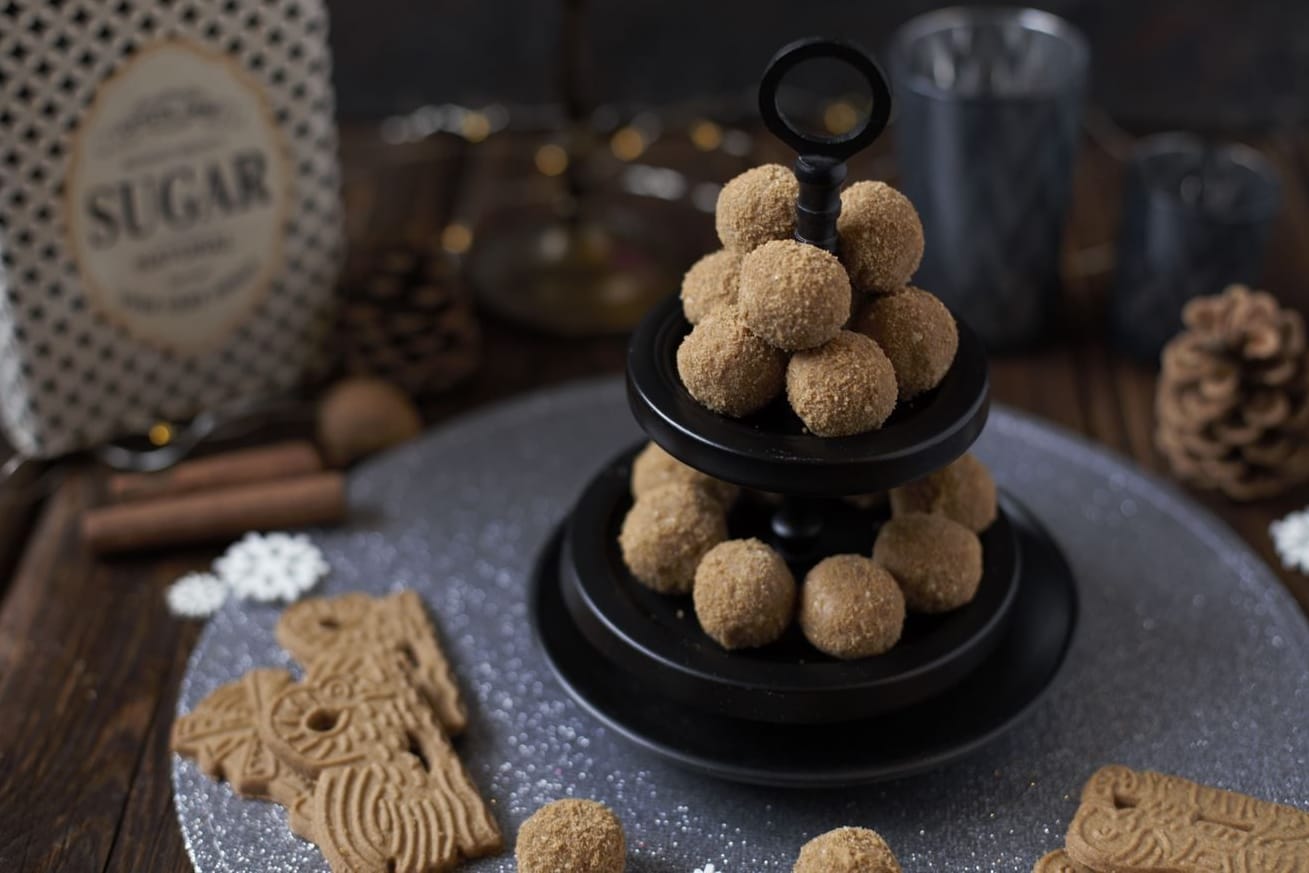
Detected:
[
  {"left": 680, "top": 249, "right": 743, "bottom": 325},
  {"left": 716, "top": 164, "right": 798, "bottom": 253},
  {"left": 677, "top": 308, "right": 787, "bottom": 418},
  {"left": 837, "top": 181, "right": 924, "bottom": 293},
  {"left": 853, "top": 287, "right": 958, "bottom": 401},
  {"left": 787, "top": 331, "right": 897, "bottom": 437},
  {"left": 889, "top": 453, "right": 997, "bottom": 533},
  {"left": 799, "top": 555, "right": 905, "bottom": 659},
  {"left": 693, "top": 538, "right": 796, "bottom": 650},
  {"left": 739, "top": 240, "right": 851, "bottom": 351},
  {"left": 874, "top": 512, "right": 983, "bottom": 613},
  {"left": 793, "top": 826, "right": 902, "bottom": 873},
  {"left": 516, "top": 799, "right": 626, "bottom": 873},
  {"left": 630, "top": 441, "right": 739, "bottom": 509},
  {"left": 619, "top": 483, "right": 727, "bottom": 594}
]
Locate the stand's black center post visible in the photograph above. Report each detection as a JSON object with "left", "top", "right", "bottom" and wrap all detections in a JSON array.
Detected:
[
  {"left": 769, "top": 494, "right": 826, "bottom": 561},
  {"left": 758, "top": 37, "right": 893, "bottom": 255}
]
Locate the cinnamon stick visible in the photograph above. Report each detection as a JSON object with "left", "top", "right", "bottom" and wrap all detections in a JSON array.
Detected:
[
  {"left": 83, "top": 472, "right": 346, "bottom": 555},
  {"left": 107, "top": 440, "right": 324, "bottom": 502}
]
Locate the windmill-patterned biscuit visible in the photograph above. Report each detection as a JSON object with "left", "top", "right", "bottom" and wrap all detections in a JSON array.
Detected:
[
  {"left": 170, "top": 669, "right": 317, "bottom": 838},
  {"left": 1032, "top": 849, "right": 1094, "bottom": 873},
  {"left": 1065, "top": 765, "right": 1309, "bottom": 872},
  {"left": 277, "top": 590, "right": 468, "bottom": 735},
  {"left": 312, "top": 744, "right": 503, "bottom": 873}
]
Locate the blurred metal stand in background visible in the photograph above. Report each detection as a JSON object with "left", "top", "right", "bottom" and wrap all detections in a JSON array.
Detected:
[{"left": 467, "top": 0, "right": 677, "bottom": 335}]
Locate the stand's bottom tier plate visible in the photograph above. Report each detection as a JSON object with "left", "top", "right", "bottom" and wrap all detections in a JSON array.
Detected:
[
  {"left": 561, "top": 444, "right": 1023, "bottom": 724},
  {"left": 533, "top": 497, "right": 1077, "bottom": 787}
]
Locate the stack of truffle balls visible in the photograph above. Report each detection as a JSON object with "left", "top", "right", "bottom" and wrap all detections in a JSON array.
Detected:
[
  {"left": 619, "top": 442, "right": 998, "bottom": 659},
  {"left": 677, "top": 164, "right": 958, "bottom": 437}
]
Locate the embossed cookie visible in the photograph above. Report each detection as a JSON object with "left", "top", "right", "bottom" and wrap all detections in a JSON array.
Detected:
[
  {"left": 312, "top": 745, "right": 503, "bottom": 873},
  {"left": 171, "top": 669, "right": 316, "bottom": 838},
  {"left": 1065, "top": 764, "right": 1309, "bottom": 872},
  {"left": 1032, "top": 849, "right": 1093, "bottom": 873},
  {"left": 277, "top": 590, "right": 467, "bottom": 735}
]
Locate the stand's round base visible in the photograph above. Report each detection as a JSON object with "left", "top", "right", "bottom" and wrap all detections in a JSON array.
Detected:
[
  {"left": 559, "top": 445, "right": 1022, "bottom": 724},
  {"left": 627, "top": 294, "right": 991, "bottom": 495},
  {"left": 532, "top": 497, "right": 1077, "bottom": 787}
]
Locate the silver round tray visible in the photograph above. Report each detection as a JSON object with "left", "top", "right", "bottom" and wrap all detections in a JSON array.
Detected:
[{"left": 174, "top": 376, "right": 1309, "bottom": 872}]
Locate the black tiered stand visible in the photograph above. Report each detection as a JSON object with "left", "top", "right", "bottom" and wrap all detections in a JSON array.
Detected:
[{"left": 531, "top": 38, "right": 1077, "bottom": 786}]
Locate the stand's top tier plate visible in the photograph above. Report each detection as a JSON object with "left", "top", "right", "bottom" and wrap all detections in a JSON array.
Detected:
[{"left": 626, "top": 293, "right": 990, "bottom": 496}]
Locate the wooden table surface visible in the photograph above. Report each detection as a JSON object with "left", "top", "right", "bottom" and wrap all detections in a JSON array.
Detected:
[{"left": 2, "top": 124, "right": 1307, "bottom": 872}]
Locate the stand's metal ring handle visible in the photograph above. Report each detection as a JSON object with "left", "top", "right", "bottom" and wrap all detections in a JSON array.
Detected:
[{"left": 757, "top": 37, "right": 892, "bottom": 160}]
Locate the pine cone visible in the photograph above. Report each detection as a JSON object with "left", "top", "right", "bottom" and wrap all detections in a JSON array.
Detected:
[
  {"left": 338, "top": 243, "right": 481, "bottom": 398},
  {"left": 1155, "top": 284, "right": 1309, "bottom": 500}
]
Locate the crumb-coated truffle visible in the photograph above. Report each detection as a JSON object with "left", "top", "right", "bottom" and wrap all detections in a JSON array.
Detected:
[
  {"left": 631, "top": 441, "right": 739, "bottom": 509},
  {"left": 677, "top": 307, "right": 786, "bottom": 417},
  {"left": 837, "top": 181, "right": 924, "bottom": 294},
  {"left": 799, "top": 555, "right": 905, "bottom": 659},
  {"left": 793, "top": 827, "right": 902, "bottom": 873},
  {"left": 619, "top": 483, "right": 727, "bottom": 594},
  {"left": 786, "top": 331, "right": 897, "bottom": 437},
  {"left": 889, "top": 453, "right": 997, "bottom": 532},
  {"left": 716, "top": 164, "right": 798, "bottom": 253},
  {"left": 680, "top": 249, "right": 742, "bottom": 324},
  {"left": 516, "top": 799, "right": 626, "bottom": 873},
  {"left": 873, "top": 512, "right": 982, "bottom": 613},
  {"left": 693, "top": 538, "right": 796, "bottom": 650},
  {"left": 853, "top": 287, "right": 958, "bottom": 401},
  {"left": 739, "top": 240, "right": 851, "bottom": 351}
]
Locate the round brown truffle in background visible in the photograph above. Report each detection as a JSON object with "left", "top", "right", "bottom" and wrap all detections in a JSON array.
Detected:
[
  {"left": 630, "top": 441, "right": 739, "bottom": 509},
  {"left": 889, "top": 453, "right": 997, "bottom": 532},
  {"left": 837, "top": 181, "right": 925, "bottom": 294},
  {"left": 516, "top": 799, "right": 626, "bottom": 873},
  {"left": 786, "top": 331, "right": 897, "bottom": 437},
  {"left": 799, "top": 555, "right": 905, "bottom": 659},
  {"left": 873, "top": 512, "right": 983, "bottom": 613},
  {"left": 677, "top": 308, "right": 786, "bottom": 417},
  {"left": 853, "top": 287, "right": 958, "bottom": 401},
  {"left": 716, "top": 164, "right": 798, "bottom": 253},
  {"left": 793, "top": 827, "right": 902, "bottom": 873},
  {"left": 680, "top": 249, "right": 742, "bottom": 325},
  {"left": 619, "top": 483, "right": 727, "bottom": 594},
  {"left": 693, "top": 538, "right": 796, "bottom": 650},
  {"left": 739, "top": 240, "right": 851, "bottom": 351},
  {"left": 316, "top": 377, "right": 423, "bottom": 467}
]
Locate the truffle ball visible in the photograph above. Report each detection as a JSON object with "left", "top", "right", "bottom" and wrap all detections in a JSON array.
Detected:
[
  {"left": 619, "top": 483, "right": 727, "bottom": 594},
  {"left": 516, "top": 799, "right": 626, "bottom": 873},
  {"left": 889, "top": 453, "right": 997, "bottom": 532},
  {"left": 837, "top": 181, "right": 925, "bottom": 293},
  {"left": 316, "top": 377, "right": 422, "bottom": 467},
  {"left": 693, "top": 538, "right": 796, "bottom": 650},
  {"left": 631, "top": 442, "right": 739, "bottom": 509},
  {"left": 716, "top": 164, "right": 798, "bottom": 253},
  {"left": 873, "top": 512, "right": 982, "bottom": 613},
  {"left": 739, "top": 240, "right": 851, "bottom": 351},
  {"left": 799, "top": 555, "right": 905, "bottom": 659},
  {"left": 677, "top": 308, "right": 786, "bottom": 417},
  {"left": 852, "top": 287, "right": 958, "bottom": 401},
  {"left": 786, "top": 331, "right": 897, "bottom": 437},
  {"left": 680, "top": 249, "right": 742, "bottom": 324},
  {"left": 794, "top": 827, "right": 902, "bottom": 873}
]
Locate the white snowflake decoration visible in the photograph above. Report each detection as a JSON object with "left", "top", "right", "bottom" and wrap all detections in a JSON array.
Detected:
[
  {"left": 1271, "top": 507, "right": 1309, "bottom": 574},
  {"left": 694, "top": 865, "right": 720, "bottom": 873},
  {"left": 214, "top": 531, "right": 330, "bottom": 602},
  {"left": 166, "top": 572, "right": 230, "bottom": 619}
]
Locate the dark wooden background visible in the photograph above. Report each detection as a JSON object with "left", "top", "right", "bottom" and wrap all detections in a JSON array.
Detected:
[{"left": 0, "top": 119, "right": 1307, "bottom": 871}]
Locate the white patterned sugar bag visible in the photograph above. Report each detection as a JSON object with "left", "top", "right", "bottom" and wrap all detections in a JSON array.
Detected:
[{"left": 0, "top": 0, "right": 343, "bottom": 457}]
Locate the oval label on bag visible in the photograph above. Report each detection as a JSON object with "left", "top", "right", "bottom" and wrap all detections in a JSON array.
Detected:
[{"left": 67, "top": 39, "right": 289, "bottom": 353}]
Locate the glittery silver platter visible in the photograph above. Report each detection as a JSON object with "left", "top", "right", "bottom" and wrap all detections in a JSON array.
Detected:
[{"left": 174, "top": 376, "right": 1309, "bottom": 873}]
